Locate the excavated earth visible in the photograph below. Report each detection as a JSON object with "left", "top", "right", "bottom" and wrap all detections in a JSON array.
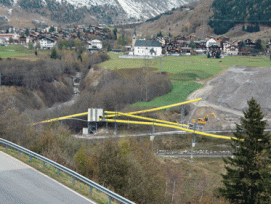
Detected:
[{"left": 186, "top": 66, "right": 271, "bottom": 130}]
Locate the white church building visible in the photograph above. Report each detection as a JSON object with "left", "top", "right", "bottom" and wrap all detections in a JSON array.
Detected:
[{"left": 130, "top": 40, "right": 162, "bottom": 56}]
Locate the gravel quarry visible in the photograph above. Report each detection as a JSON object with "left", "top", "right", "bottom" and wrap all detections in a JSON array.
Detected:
[{"left": 187, "top": 66, "right": 271, "bottom": 130}]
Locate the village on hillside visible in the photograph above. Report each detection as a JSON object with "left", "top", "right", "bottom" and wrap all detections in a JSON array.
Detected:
[{"left": 0, "top": 24, "right": 270, "bottom": 58}]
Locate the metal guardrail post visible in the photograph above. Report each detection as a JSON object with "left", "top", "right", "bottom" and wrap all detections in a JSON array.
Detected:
[
  {"left": 58, "top": 169, "right": 60, "bottom": 176},
  {"left": 43, "top": 161, "right": 45, "bottom": 169},
  {"left": 90, "top": 186, "right": 93, "bottom": 195},
  {"left": 5, "top": 144, "right": 7, "bottom": 151},
  {"left": 109, "top": 197, "right": 112, "bottom": 204},
  {"left": 30, "top": 156, "right": 32, "bottom": 163},
  {"left": 18, "top": 150, "right": 20, "bottom": 156},
  {"left": 73, "top": 177, "right": 75, "bottom": 185}
]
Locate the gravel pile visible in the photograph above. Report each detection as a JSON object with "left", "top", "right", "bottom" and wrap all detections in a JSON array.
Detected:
[{"left": 207, "top": 66, "right": 271, "bottom": 111}]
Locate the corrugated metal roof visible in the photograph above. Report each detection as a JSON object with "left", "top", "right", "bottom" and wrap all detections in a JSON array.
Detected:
[{"left": 134, "top": 40, "right": 161, "bottom": 47}]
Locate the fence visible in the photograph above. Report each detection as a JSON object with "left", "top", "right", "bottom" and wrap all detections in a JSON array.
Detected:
[{"left": 0, "top": 138, "right": 135, "bottom": 204}]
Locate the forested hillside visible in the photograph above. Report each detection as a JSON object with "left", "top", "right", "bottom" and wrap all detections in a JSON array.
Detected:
[
  {"left": 137, "top": 0, "right": 214, "bottom": 38},
  {"left": 208, "top": 0, "right": 271, "bottom": 34}
]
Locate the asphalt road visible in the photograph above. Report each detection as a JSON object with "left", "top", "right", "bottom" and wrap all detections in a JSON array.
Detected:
[{"left": 0, "top": 151, "right": 96, "bottom": 204}]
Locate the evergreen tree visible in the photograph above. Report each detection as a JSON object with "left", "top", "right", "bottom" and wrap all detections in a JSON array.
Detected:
[
  {"left": 207, "top": 52, "right": 211, "bottom": 58},
  {"left": 113, "top": 28, "right": 117, "bottom": 39},
  {"left": 49, "top": 26, "right": 55, "bottom": 32},
  {"left": 255, "top": 23, "right": 260, "bottom": 32},
  {"left": 157, "top": 31, "right": 163, "bottom": 37},
  {"left": 215, "top": 51, "right": 220, "bottom": 58},
  {"left": 25, "top": 28, "right": 29, "bottom": 36},
  {"left": 189, "top": 39, "right": 196, "bottom": 50},
  {"left": 50, "top": 48, "right": 58, "bottom": 59},
  {"left": 219, "top": 98, "right": 271, "bottom": 203},
  {"left": 255, "top": 39, "right": 262, "bottom": 50}
]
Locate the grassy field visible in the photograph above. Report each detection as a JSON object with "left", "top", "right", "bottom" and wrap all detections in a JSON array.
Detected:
[
  {"left": 133, "top": 81, "right": 202, "bottom": 108},
  {"left": 99, "top": 53, "right": 270, "bottom": 108},
  {"left": 0, "top": 146, "right": 117, "bottom": 204},
  {"left": 0, "top": 45, "right": 34, "bottom": 59},
  {"left": 100, "top": 53, "right": 271, "bottom": 77},
  {"left": 0, "top": 45, "right": 52, "bottom": 60}
]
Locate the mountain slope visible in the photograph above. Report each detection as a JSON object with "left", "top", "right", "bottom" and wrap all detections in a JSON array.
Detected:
[
  {"left": 136, "top": 0, "right": 214, "bottom": 38},
  {"left": 0, "top": 0, "right": 193, "bottom": 27},
  {"left": 209, "top": 0, "right": 271, "bottom": 34}
]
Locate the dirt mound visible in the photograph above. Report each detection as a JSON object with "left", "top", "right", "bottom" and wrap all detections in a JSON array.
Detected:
[
  {"left": 187, "top": 66, "right": 271, "bottom": 129},
  {"left": 207, "top": 66, "right": 271, "bottom": 111}
]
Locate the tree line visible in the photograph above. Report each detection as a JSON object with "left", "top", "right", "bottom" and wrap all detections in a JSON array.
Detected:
[
  {"left": 209, "top": 0, "right": 271, "bottom": 34},
  {"left": 73, "top": 68, "right": 171, "bottom": 113},
  {"left": 0, "top": 51, "right": 110, "bottom": 109}
]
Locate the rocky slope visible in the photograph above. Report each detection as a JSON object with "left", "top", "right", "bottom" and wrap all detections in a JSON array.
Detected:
[{"left": 0, "top": 0, "right": 193, "bottom": 27}]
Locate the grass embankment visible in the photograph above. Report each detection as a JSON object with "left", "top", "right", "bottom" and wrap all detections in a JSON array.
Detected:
[
  {"left": 167, "top": 156, "right": 226, "bottom": 201},
  {"left": 133, "top": 81, "right": 202, "bottom": 107},
  {"left": 0, "top": 146, "right": 117, "bottom": 204},
  {"left": 100, "top": 53, "right": 270, "bottom": 108}
]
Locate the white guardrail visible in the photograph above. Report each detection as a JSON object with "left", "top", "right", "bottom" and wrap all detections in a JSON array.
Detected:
[{"left": 0, "top": 138, "right": 135, "bottom": 204}]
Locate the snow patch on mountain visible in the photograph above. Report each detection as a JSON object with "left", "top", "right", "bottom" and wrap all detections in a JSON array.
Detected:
[{"left": 59, "top": 0, "right": 188, "bottom": 19}]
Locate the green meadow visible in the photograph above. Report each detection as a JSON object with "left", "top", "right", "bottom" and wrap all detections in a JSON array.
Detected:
[
  {"left": 133, "top": 81, "right": 203, "bottom": 108},
  {"left": 99, "top": 53, "right": 270, "bottom": 108},
  {"left": 0, "top": 45, "right": 33, "bottom": 58},
  {"left": 100, "top": 53, "right": 270, "bottom": 77}
]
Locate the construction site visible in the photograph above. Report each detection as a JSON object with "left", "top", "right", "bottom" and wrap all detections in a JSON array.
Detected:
[{"left": 186, "top": 66, "right": 271, "bottom": 131}]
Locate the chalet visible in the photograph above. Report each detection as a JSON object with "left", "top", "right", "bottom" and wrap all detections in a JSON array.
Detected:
[
  {"left": 223, "top": 42, "right": 239, "bottom": 55},
  {"left": 206, "top": 39, "right": 220, "bottom": 49},
  {"left": 19, "top": 36, "right": 30, "bottom": 45},
  {"left": 180, "top": 47, "right": 191, "bottom": 54},
  {"left": 87, "top": 39, "right": 103, "bottom": 50},
  {"left": 132, "top": 40, "right": 162, "bottom": 56},
  {"left": 39, "top": 37, "right": 56, "bottom": 49},
  {"left": 0, "top": 38, "right": 6, "bottom": 45},
  {"left": 245, "top": 39, "right": 256, "bottom": 49}
]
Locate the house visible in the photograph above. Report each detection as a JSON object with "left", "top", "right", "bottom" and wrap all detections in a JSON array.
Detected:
[
  {"left": 0, "top": 33, "right": 20, "bottom": 43},
  {"left": 206, "top": 39, "right": 220, "bottom": 50},
  {"left": 0, "top": 37, "right": 6, "bottom": 45},
  {"left": 245, "top": 39, "right": 256, "bottom": 49},
  {"left": 132, "top": 40, "right": 162, "bottom": 56},
  {"left": 223, "top": 42, "right": 239, "bottom": 55},
  {"left": 19, "top": 36, "right": 30, "bottom": 45},
  {"left": 87, "top": 39, "right": 102, "bottom": 50},
  {"left": 39, "top": 37, "right": 56, "bottom": 49}
]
